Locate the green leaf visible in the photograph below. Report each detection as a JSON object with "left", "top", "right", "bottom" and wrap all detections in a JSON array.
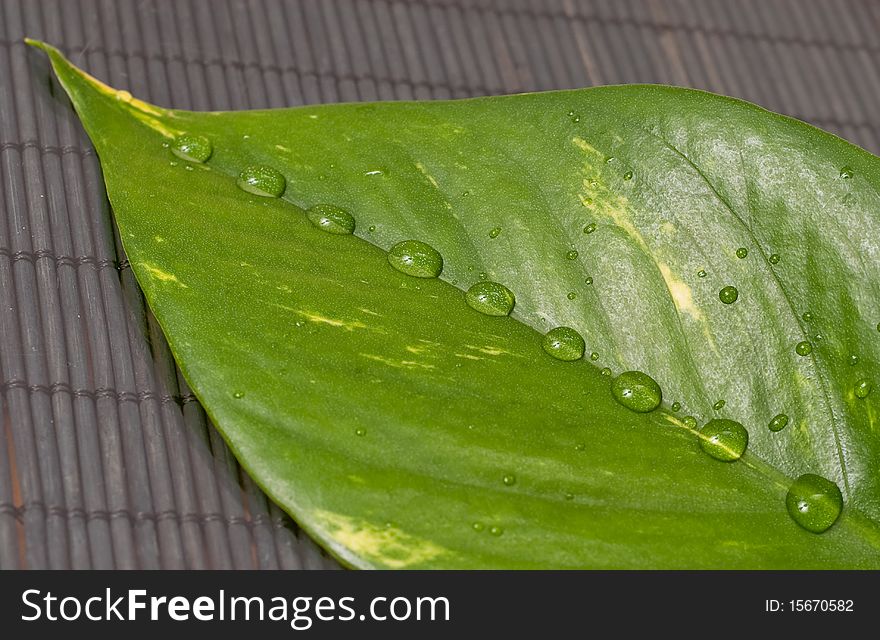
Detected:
[{"left": 31, "top": 40, "right": 880, "bottom": 568}]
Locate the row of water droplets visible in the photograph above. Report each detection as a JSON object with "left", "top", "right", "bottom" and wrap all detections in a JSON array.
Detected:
[{"left": 167, "top": 130, "right": 867, "bottom": 536}]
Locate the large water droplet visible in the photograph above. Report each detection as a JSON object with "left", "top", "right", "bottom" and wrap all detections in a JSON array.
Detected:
[
  {"left": 387, "top": 240, "right": 443, "bottom": 278},
  {"left": 855, "top": 378, "right": 872, "bottom": 399},
  {"left": 795, "top": 341, "right": 813, "bottom": 356},
  {"left": 786, "top": 473, "right": 843, "bottom": 533},
  {"left": 542, "top": 326, "right": 585, "bottom": 361},
  {"left": 237, "top": 165, "right": 286, "bottom": 197},
  {"left": 171, "top": 133, "right": 212, "bottom": 163},
  {"left": 699, "top": 419, "right": 748, "bottom": 461},
  {"left": 489, "top": 226, "right": 502, "bottom": 239},
  {"left": 611, "top": 371, "right": 662, "bottom": 413},
  {"left": 719, "top": 286, "right": 739, "bottom": 304},
  {"left": 466, "top": 281, "right": 515, "bottom": 316},
  {"left": 306, "top": 204, "right": 355, "bottom": 235},
  {"left": 769, "top": 413, "right": 789, "bottom": 432}
]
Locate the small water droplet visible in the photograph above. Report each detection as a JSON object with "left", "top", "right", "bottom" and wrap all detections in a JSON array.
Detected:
[
  {"left": 795, "top": 341, "right": 813, "bottom": 356},
  {"left": 623, "top": 170, "right": 633, "bottom": 181},
  {"left": 566, "top": 291, "right": 577, "bottom": 300},
  {"left": 232, "top": 391, "right": 245, "bottom": 399},
  {"left": 855, "top": 378, "right": 872, "bottom": 399},
  {"left": 719, "top": 286, "right": 739, "bottom": 304},
  {"left": 387, "top": 240, "right": 443, "bottom": 278},
  {"left": 600, "top": 367, "right": 612, "bottom": 376},
  {"left": 465, "top": 281, "right": 515, "bottom": 316},
  {"left": 169, "top": 160, "right": 179, "bottom": 167},
  {"left": 769, "top": 413, "right": 789, "bottom": 432},
  {"left": 184, "top": 165, "right": 194, "bottom": 171},
  {"left": 802, "top": 311, "right": 813, "bottom": 322},
  {"left": 697, "top": 269, "right": 707, "bottom": 278},
  {"left": 769, "top": 253, "right": 781, "bottom": 265},
  {"left": 566, "top": 250, "right": 579, "bottom": 260},
  {"left": 502, "top": 474, "right": 516, "bottom": 486},
  {"left": 786, "top": 473, "right": 843, "bottom": 533},
  {"left": 575, "top": 442, "right": 586, "bottom": 452},
  {"left": 542, "top": 326, "right": 586, "bottom": 361},
  {"left": 355, "top": 427, "right": 367, "bottom": 437},
  {"left": 237, "top": 165, "right": 286, "bottom": 197},
  {"left": 605, "top": 156, "right": 615, "bottom": 164},
  {"left": 682, "top": 416, "right": 697, "bottom": 429},
  {"left": 585, "top": 276, "right": 593, "bottom": 286},
  {"left": 472, "top": 522, "right": 484, "bottom": 532},
  {"left": 478, "top": 272, "right": 488, "bottom": 281},
  {"left": 671, "top": 401, "right": 682, "bottom": 412},
  {"left": 368, "top": 225, "right": 376, "bottom": 233},
  {"left": 839, "top": 166, "right": 854, "bottom": 179},
  {"left": 699, "top": 419, "right": 748, "bottom": 461},
  {"left": 171, "top": 133, "right": 212, "bottom": 163},
  {"left": 713, "top": 399, "right": 726, "bottom": 411},
  {"left": 307, "top": 203, "right": 356, "bottom": 235},
  {"left": 611, "top": 371, "right": 662, "bottom": 413},
  {"left": 489, "top": 525, "right": 503, "bottom": 536},
  {"left": 489, "top": 226, "right": 502, "bottom": 239},
  {"left": 848, "top": 354, "right": 859, "bottom": 366},
  {"left": 735, "top": 247, "right": 748, "bottom": 259},
  {"left": 583, "top": 223, "right": 597, "bottom": 234},
  {"left": 567, "top": 110, "right": 581, "bottom": 123},
  {"left": 364, "top": 167, "right": 387, "bottom": 177},
  {"left": 590, "top": 351, "right": 599, "bottom": 361}
]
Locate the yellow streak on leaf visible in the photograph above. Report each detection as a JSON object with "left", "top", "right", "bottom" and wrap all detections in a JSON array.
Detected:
[
  {"left": 296, "top": 311, "right": 368, "bottom": 331},
  {"left": 139, "top": 262, "right": 188, "bottom": 288},
  {"left": 313, "top": 511, "right": 447, "bottom": 569},
  {"left": 360, "top": 354, "right": 436, "bottom": 370}
]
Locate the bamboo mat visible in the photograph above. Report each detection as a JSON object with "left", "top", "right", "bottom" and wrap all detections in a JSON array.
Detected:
[{"left": 1, "top": 0, "right": 878, "bottom": 569}]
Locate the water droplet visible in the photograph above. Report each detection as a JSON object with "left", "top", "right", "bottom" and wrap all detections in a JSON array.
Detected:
[
  {"left": 502, "top": 474, "right": 516, "bottom": 486},
  {"left": 719, "top": 286, "right": 739, "bottom": 304},
  {"left": 171, "top": 133, "right": 212, "bottom": 163},
  {"left": 355, "top": 427, "right": 367, "bottom": 437},
  {"left": 699, "top": 419, "right": 748, "bottom": 462},
  {"left": 564, "top": 492, "right": 575, "bottom": 501},
  {"left": 713, "top": 399, "right": 726, "bottom": 411},
  {"left": 465, "top": 281, "right": 515, "bottom": 316},
  {"left": 489, "top": 525, "right": 503, "bottom": 536},
  {"left": 567, "top": 291, "right": 577, "bottom": 300},
  {"left": 605, "top": 156, "right": 615, "bottom": 164},
  {"left": 489, "top": 226, "right": 502, "bottom": 239},
  {"left": 237, "top": 165, "right": 286, "bottom": 197},
  {"left": 567, "top": 110, "right": 581, "bottom": 123},
  {"left": 855, "top": 378, "right": 872, "bottom": 399},
  {"left": 623, "top": 170, "right": 633, "bottom": 181},
  {"left": 769, "top": 413, "right": 789, "bottom": 432},
  {"left": 542, "top": 326, "right": 586, "bottom": 361},
  {"left": 364, "top": 167, "right": 387, "bottom": 177},
  {"left": 795, "top": 341, "right": 813, "bottom": 356},
  {"left": 877, "top": 322, "right": 880, "bottom": 332},
  {"left": 590, "top": 351, "right": 599, "bottom": 361},
  {"left": 583, "top": 223, "right": 597, "bottom": 234},
  {"left": 115, "top": 89, "right": 132, "bottom": 102},
  {"left": 232, "top": 391, "right": 245, "bottom": 399},
  {"left": 387, "top": 240, "right": 443, "bottom": 278},
  {"left": 611, "top": 371, "right": 662, "bottom": 413},
  {"left": 839, "top": 166, "right": 854, "bottom": 179},
  {"left": 368, "top": 225, "right": 376, "bottom": 233},
  {"left": 585, "top": 276, "right": 593, "bottom": 286},
  {"left": 786, "top": 473, "right": 843, "bottom": 533},
  {"left": 566, "top": 250, "right": 579, "bottom": 260},
  {"left": 472, "top": 522, "right": 484, "bottom": 532},
  {"left": 769, "top": 253, "right": 780, "bottom": 265},
  {"left": 169, "top": 160, "right": 179, "bottom": 167},
  {"left": 306, "top": 204, "right": 356, "bottom": 235},
  {"left": 735, "top": 247, "right": 748, "bottom": 259},
  {"left": 671, "top": 401, "right": 682, "bottom": 412},
  {"left": 848, "top": 354, "right": 859, "bottom": 366},
  {"left": 600, "top": 367, "right": 612, "bottom": 376},
  {"left": 682, "top": 416, "right": 697, "bottom": 429},
  {"left": 802, "top": 311, "right": 813, "bottom": 322},
  {"left": 574, "top": 442, "right": 586, "bottom": 452},
  {"left": 697, "top": 269, "right": 707, "bottom": 278}
]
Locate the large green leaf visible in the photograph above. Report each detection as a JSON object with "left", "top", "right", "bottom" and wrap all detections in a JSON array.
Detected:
[{"left": 32, "top": 40, "right": 880, "bottom": 568}]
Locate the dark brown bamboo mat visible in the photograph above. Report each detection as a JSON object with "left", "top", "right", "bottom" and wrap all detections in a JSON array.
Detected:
[{"left": 1, "top": 0, "right": 879, "bottom": 569}]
